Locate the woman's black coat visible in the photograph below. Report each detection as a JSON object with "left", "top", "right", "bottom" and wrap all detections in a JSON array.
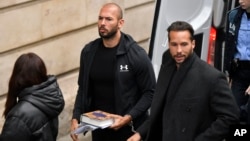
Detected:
[{"left": 0, "top": 76, "right": 65, "bottom": 141}]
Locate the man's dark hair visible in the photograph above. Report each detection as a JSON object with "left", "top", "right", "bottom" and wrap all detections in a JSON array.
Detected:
[{"left": 167, "top": 21, "right": 194, "bottom": 41}]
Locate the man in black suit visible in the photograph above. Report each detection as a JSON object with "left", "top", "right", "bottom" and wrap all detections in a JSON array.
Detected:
[{"left": 127, "top": 21, "right": 240, "bottom": 141}]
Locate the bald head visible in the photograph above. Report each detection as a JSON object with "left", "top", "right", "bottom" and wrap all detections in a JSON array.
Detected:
[{"left": 101, "top": 3, "right": 123, "bottom": 20}]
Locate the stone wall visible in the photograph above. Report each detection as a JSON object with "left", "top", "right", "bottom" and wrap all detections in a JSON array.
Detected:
[{"left": 0, "top": 0, "right": 156, "bottom": 140}]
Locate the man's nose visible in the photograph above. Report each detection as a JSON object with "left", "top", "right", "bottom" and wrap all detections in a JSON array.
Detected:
[
  {"left": 177, "top": 46, "right": 182, "bottom": 52},
  {"left": 100, "top": 19, "right": 106, "bottom": 25}
]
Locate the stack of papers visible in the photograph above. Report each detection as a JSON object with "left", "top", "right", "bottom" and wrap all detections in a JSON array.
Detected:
[{"left": 72, "top": 123, "right": 99, "bottom": 135}]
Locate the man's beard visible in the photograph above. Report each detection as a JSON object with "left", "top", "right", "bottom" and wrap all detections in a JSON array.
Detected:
[{"left": 99, "top": 28, "right": 117, "bottom": 39}]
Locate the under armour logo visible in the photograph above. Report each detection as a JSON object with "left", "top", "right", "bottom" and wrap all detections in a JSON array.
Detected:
[{"left": 120, "top": 65, "right": 129, "bottom": 72}]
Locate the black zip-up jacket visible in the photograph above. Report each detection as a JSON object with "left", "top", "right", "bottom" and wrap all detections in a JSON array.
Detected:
[
  {"left": 0, "top": 76, "right": 65, "bottom": 141},
  {"left": 72, "top": 32, "right": 156, "bottom": 128},
  {"left": 224, "top": 6, "right": 244, "bottom": 77}
]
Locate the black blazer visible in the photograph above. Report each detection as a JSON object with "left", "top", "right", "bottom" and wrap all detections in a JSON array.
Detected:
[{"left": 137, "top": 50, "right": 239, "bottom": 141}]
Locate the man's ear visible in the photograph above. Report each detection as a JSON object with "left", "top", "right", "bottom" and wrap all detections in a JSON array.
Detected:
[
  {"left": 192, "top": 40, "right": 195, "bottom": 49},
  {"left": 118, "top": 19, "right": 124, "bottom": 29}
]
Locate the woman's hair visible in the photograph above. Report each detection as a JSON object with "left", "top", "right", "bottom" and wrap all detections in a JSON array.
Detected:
[{"left": 3, "top": 52, "right": 48, "bottom": 118}]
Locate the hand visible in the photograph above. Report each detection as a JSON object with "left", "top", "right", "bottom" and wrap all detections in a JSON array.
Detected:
[
  {"left": 70, "top": 119, "right": 79, "bottom": 141},
  {"left": 245, "top": 85, "right": 250, "bottom": 95},
  {"left": 109, "top": 114, "right": 132, "bottom": 130},
  {"left": 127, "top": 132, "right": 141, "bottom": 141}
]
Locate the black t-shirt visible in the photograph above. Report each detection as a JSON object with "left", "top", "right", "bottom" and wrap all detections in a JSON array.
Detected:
[{"left": 89, "top": 42, "right": 117, "bottom": 113}]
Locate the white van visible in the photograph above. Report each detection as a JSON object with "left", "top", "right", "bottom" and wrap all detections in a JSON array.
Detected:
[{"left": 149, "top": 0, "right": 238, "bottom": 78}]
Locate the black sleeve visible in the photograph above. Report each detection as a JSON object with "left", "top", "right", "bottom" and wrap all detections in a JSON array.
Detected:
[
  {"left": 72, "top": 48, "right": 85, "bottom": 121},
  {"left": 0, "top": 116, "right": 31, "bottom": 141},
  {"left": 195, "top": 73, "right": 240, "bottom": 140},
  {"left": 128, "top": 48, "right": 156, "bottom": 120}
]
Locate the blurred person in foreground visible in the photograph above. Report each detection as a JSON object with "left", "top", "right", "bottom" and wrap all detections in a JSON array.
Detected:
[
  {"left": 70, "top": 2, "right": 156, "bottom": 141},
  {"left": 127, "top": 21, "right": 239, "bottom": 141},
  {"left": 0, "top": 52, "right": 65, "bottom": 141},
  {"left": 224, "top": 0, "right": 250, "bottom": 124}
]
